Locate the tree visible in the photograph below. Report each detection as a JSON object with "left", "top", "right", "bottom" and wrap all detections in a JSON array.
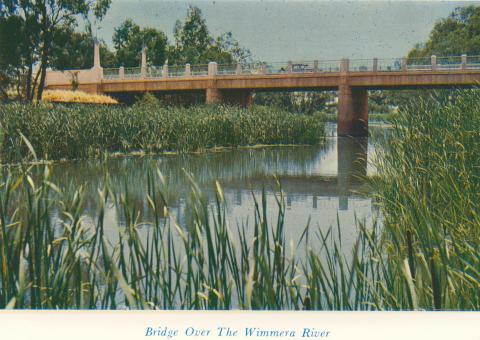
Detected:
[
  {"left": 1, "top": 0, "right": 111, "bottom": 101},
  {"left": 171, "top": 6, "right": 211, "bottom": 64},
  {"left": 169, "top": 5, "right": 251, "bottom": 65},
  {"left": 408, "top": 5, "right": 480, "bottom": 58},
  {"left": 215, "top": 32, "right": 252, "bottom": 64},
  {"left": 113, "top": 19, "right": 168, "bottom": 67},
  {"left": 0, "top": 12, "right": 40, "bottom": 100},
  {"left": 50, "top": 29, "right": 116, "bottom": 70}
]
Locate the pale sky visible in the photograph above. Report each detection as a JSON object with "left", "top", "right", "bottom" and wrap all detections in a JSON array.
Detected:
[{"left": 95, "top": 0, "right": 478, "bottom": 61}]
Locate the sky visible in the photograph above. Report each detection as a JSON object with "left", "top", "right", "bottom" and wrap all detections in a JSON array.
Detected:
[{"left": 95, "top": 0, "right": 479, "bottom": 61}]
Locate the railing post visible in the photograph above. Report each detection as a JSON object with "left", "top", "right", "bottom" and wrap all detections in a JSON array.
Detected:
[
  {"left": 119, "top": 66, "right": 125, "bottom": 80},
  {"left": 92, "top": 40, "right": 103, "bottom": 82},
  {"left": 287, "top": 61, "right": 293, "bottom": 73},
  {"left": 340, "top": 58, "right": 349, "bottom": 73},
  {"left": 261, "top": 63, "right": 267, "bottom": 74},
  {"left": 431, "top": 55, "right": 437, "bottom": 70},
  {"left": 373, "top": 58, "right": 378, "bottom": 72},
  {"left": 461, "top": 54, "right": 467, "bottom": 69},
  {"left": 93, "top": 41, "right": 101, "bottom": 69},
  {"left": 236, "top": 63, "right": 242, "bottom": 75},
  {"left": 208, "top": 62, "right": 218, "bottom": 76},
  {"left": 314, "top": 60, "right": 319, "bottom": 72},
  {"left": 163, "top": 64, "right": 169, "bottom": 78},
  {"left": 401, "top": 57, "right": 407, "bottom": 71},
  {"left": 185, "top": 63, "right": 191, "bottom": 76},
  {"left": 141, "top": 47, "right": 147, "bottom": 78}
]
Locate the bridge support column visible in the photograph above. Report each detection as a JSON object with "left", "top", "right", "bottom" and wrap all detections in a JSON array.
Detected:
[{"left": 337, "top": 85, "right": 368, "bottom": 137}]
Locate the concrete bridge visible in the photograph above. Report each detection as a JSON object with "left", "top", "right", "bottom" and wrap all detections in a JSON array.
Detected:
[{"left": 45, "top": 43, "right": 480, "bottom": 136}]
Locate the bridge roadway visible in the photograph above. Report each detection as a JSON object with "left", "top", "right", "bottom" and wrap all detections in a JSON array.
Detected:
[{"left": 45, "top": 43, "right": 480, "bottom": 137}]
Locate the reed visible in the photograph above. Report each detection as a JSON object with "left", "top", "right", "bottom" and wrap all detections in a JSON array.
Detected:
[
  {"left": 372, "top": 89, "right": 479, "bottom": 310},
  {"left": 0, "top": 103, "right": 325, "bottom": 163},
  {"left": 0, "top": 90, "right": 477, "bottom": 310}
]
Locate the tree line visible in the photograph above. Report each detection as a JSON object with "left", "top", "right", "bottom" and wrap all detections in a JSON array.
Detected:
[{"left": 0, "top": 3, "right": 251, "bottom": 101}]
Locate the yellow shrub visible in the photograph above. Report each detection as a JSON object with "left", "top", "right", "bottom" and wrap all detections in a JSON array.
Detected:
[{"left": 42, "top": 90, "right": 118, "bottom": 104}]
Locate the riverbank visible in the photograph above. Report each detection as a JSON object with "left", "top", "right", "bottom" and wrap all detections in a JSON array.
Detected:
[{"left": 0, "top": 103, "right": 325, "bottom": 163}]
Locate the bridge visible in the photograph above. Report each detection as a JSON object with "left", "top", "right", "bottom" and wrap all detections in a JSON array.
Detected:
[{"left": 45, "top": 43, "right": 480, "bottom": 137}]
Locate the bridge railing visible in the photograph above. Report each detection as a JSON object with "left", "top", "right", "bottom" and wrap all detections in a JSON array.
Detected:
[
  {"left": 437, "top": 56, "right": 463, "bottom": 69},
  {"left": 218, "top": 64, "right": 238, "bottom": 75},
  {"left": 466, "top": 55, "right": 480, "bottom": 68},
  {"left": 103, "top": 68, "right": 120, "bottom": 79},
  {"left": 168, "top": 66, "right": 186, "bottom": 78},
  {"left": 376, "top": 58, "right": 402, "bottom": 71},
  {"left": 146, "top": 66, "right": 163, "bottom": 78},
  {"left": 349, "top": 59, "right": 374, "bottom": 72},
  {"left": 124, "top": 67, "right": 141, "bottom": 78},
  {"left": 191, "top": 64, "right": 209, "bottom": 76},
  {"left": 95, "top": 55, "right": 480, "bottom": 81}
]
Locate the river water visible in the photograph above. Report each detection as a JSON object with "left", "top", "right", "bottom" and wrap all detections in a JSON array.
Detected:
[{"left": 46, "top": 123, "right": 390, "bottom": 251}]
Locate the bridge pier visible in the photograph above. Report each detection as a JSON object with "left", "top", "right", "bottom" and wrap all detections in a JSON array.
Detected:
[{"left": 337, "top": 85, "right": 368, "bottom": 137}]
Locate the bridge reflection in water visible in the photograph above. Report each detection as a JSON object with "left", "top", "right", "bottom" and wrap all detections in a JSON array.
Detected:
[{"left": 47, "top": 128, "right": 380, "bottom": 244}]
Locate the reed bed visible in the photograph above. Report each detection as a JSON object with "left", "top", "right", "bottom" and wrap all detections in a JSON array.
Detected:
[
  {"left": 0, "top": 103, "right": 324, "bottom": 163},
  {"left": 372, "top": 89, "right": 479, "bottom": 310}
]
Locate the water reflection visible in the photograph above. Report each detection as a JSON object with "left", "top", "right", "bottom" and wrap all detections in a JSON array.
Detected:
[{"left": 45, "top": 124, "right": 389, "bottom": 247}]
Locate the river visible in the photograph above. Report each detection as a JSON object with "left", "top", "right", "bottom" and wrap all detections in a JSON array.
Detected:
[{"left": 44, "top": 123, "right": 390, "bottom": 252}]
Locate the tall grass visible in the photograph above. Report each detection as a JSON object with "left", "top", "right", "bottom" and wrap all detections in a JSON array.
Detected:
[
  {"left": 372, "top": 89, "right": 479, "bottom": 310},
  {"left": 0, "top": 103, "right": 324, "bottom": 163},
  {"left": 0, "top": 90, "right": 478, "bottom": 310}
]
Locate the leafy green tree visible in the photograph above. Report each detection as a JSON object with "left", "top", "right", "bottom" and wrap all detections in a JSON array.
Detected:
[
  {"left": 171, "top": 6, "right": 211, "bottom": 64},
  {"left": 50, "top": 29, "right": 116, "bottom": 70},
  {"left": 169, "top": 6, "right": 251, "bottom": 65},
  {"left": 215, "top": 32, "right": 252, "bottom": 64},
  {"left": 0, "top": 12, "right": 40, "bottom": 100},
  {"left": 113, "top": 19, "right": 168, "bottom": 67},
  {"left": 408, "top": 5, "right": 480, "bottom": 58},
  {"left": 1, "top": 0, "right": 111, "bottom": 101}
]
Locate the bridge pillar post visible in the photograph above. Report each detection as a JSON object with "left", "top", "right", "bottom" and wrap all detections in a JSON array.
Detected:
[
  {"left": 119, "top": 66, "right": 125, "bottom": 80},
  {"left": 338, "top": 57, "right": 367, "bottom": 136},
  {"left": 185, "top": 64, "right": 191, "bottom": 76},
  {"left": 261, "top": 63, "right": 267, "bottom": 74},
  {"left": 206, "top": 62, "right": 221, "bottom": 105},
  {"left": 287, "top": 61, "right": 293, "bottom": 73},
  {"left": 461, "top": 54, "right": 467, "bottom": 69},
  {"left": 236, "top": 63, "right": 242, "bottom": 75},
  {"left": 141, "top": 47, "right": 147, "bottom": 78},
  {"left": 93, "top": 41, "right": 101, "bottom": 69},
  {"left": 431, "top": 55, "right": 437, "bottom": 70},
  {"left": 373, "top": 58, "right": 378, "bottom": 72},
  {"left": 163, "top": 64, "right": 169, "bottom": 78},
  {"left": 314, "top": 60, "right": 319, "bottom": 72},
  {"left": 401, "top": 57, "right": 407, "bottom": 71},
  {"left": 337, "top": 85, "right": 368, "bottom": 137}
]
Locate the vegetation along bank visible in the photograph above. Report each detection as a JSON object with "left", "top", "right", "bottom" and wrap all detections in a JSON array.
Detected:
[{"left": 0, "top": 102, "right": 325, "bottom": 163}]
